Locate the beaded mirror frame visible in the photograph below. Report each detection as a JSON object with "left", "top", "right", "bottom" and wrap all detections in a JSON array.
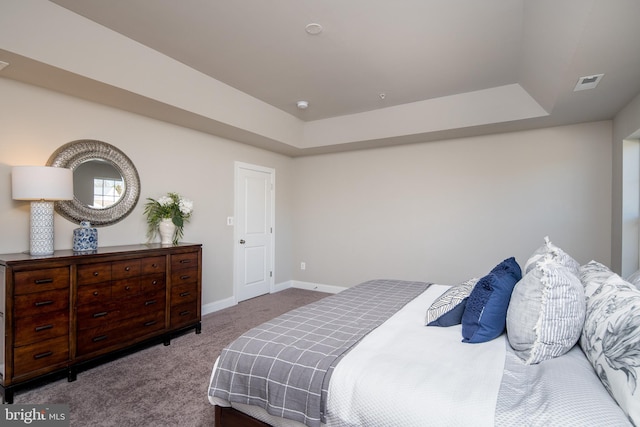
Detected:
[{"left": 47, "top": 139, "right": 140, "bottom": 226}]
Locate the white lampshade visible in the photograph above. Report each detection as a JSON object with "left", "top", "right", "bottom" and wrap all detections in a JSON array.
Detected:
[
  {"left": 12, "top": 166, "right": 74, "bottom": 201},
  {"left": 11, "top": 166, "right": 73, "bottom": 256}
]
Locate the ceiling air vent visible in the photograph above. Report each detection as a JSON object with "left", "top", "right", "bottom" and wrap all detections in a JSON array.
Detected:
[{"left": 574, "top": 74, "right": 604, "bottom": 91}]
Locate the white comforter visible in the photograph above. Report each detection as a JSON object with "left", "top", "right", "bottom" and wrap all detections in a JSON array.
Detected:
[
  {"left": 210, "top": 284, "right": 630, "bottom": 427},
  {"left": 325, "top": 284, "right": 506, "bottom": 427}
]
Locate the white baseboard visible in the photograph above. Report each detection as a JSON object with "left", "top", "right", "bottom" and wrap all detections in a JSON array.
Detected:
[
  {"left": 273, "top": 280, "right": 293, "bottom": 293},
  {"left": 289, "top": 280, "right": 346, "bottom": 294},
  {"left": 201, "top": 296, "right": 236, "bottom": 316},
  {"left": 201, "top": 280, "right": 345, "bottom": 316}
]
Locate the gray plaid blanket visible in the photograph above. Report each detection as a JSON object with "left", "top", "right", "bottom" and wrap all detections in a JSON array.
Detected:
[{"left": 208, "top": 279, "right": 431, "bottom": 427}]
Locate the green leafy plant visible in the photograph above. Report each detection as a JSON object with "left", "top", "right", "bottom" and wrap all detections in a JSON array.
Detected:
[{"left": 144, "top": 192, "right": 193, "bottom": 244}]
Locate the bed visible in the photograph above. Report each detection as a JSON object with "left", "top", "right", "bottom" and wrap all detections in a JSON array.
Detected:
[{"left": 208, "top": 238, "right": 639, "bottom": 426}]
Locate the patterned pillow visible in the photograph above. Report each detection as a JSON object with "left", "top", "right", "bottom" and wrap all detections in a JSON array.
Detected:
[
  {"left": 462, "top": 257, "right": 522, "bottom": 343},
  {"left": 425, "top": 278, "right": 479, "bottom": 326},
  {"left": 506, "top": 254, "right": 585, "bottom": 364},
  {"left": 626, "top": 269, "right": 640, "bottom": 290},
  {"left": 524, "top": 236, "right": 580, "bottom": 276},
  {"left": 580, "top": 261, "right": 640, "bottom": 425}
]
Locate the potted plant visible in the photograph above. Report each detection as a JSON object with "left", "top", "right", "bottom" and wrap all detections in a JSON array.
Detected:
[{"left": 144, "top": 192, "right": 193, "bottom": 245}]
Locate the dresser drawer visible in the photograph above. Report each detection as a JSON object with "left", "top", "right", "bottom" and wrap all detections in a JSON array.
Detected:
[
  {"left": 111, "top": 277, "right": 141, "bottom": 299},
  {"left": 77, "top": 311, "right": 165, "bottom": 356},
  {"left": 171, "top": 252, "right": 198, "bottom": 270},
  {"left": 171, "top": 282, "right": 198, "bottom": 306},
  {"left": 14, "top": 310, "right": 69, "bottom": 346},
  {"left": 171, "top": 267, "right": 198, "bottom": 287},
  {"left": 141, "top": 273, "right": 165, "bottom": 294},
  {"left": 170, "top": 302, "right": 199, "bottom": 329},
  {"left": 77, "top": 292, "right": 165, "bottom": 330},
  {"left": 14, "top": 267, "right": 69, "bottom": 295},
  {"left": 13, "top": 335, "right": 69, "bottom": 378},
  {"left": 112, "top": 259, "right": 141, "bottom": 280},
  {"left": 77, "top": 282, "right": 112, "bottom": 306},
  {"left": 124, "top": 292, "right": 166, "bottom": 316},
  {"left": 118, "top": 291, "right": 165, "bottom": 321},
  {"left": 141, "top": 256, "right": 165, "bottom": 274},
  {"left": 77, "top": 262, "right": 112, "bottom": 285},
  {"left": 77, "top": 301, "right": 120, "bottom": 330},
  {"left": 14, "top": 289, "right": 69, "bottom": 317}
]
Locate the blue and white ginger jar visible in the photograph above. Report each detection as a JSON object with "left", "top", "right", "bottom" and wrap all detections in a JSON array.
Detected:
[{"left": 73, "top": 220, "right": 98, "bottom": 252}]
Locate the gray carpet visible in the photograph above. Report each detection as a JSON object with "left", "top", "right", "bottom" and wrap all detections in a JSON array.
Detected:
[{"left": 13, "top": 288, "right": 330, "bottom": 426}]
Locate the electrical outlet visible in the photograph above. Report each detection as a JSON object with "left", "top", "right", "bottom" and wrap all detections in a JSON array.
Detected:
[
  {"left": 300, "top": 262, "right": 306, "bottom": 270},
  {"left": 226, "top": 217, "right": 234, "bottom": 226}
]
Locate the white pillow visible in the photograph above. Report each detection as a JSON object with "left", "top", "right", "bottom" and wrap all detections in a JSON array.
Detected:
[
  {"left": 626, "top": 269, "right": 640, "bottom": 290},
  {"left": 425, "top": 278, "right": 478, "bottom": 327},
  {"left": 524, "top": 236, "right": 580, "bottom": 276},
  {"left": 507, "top": 254, "right": 585, "bottom": 364},
  {"left": 580, "top": 261, "right": 640, "bottom": 426}
]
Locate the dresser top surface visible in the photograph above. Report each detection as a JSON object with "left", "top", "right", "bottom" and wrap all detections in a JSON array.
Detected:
[{"left": 0, "top": 243, "right": 201, "bottom": 265}]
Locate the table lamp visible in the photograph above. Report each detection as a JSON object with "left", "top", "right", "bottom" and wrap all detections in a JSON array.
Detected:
[{"left": 12, "top": 166, "right": 74, "bottom": 256}]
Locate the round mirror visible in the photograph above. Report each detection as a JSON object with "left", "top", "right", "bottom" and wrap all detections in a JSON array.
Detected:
[
  {"left": 73, "top": 159, "right": 125, "bottom": 208},
  {"left": 47, "top": 140, "right": 140, "bottom": 226}
]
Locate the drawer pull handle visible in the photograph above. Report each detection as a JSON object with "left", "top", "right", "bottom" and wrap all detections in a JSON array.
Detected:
[
  {"left": 179, "top": 292, "right": 190, "bottom": 297},
  {"left": 92, "top": 335, "right": 108, "bottom": 342},
  {"left": 93, "top": 291, "right": 99, "bottom": 296},
  {"left": 34, "top": 324, "right": 54, "bottom": 332},
  {"left": 180, "top": 275, "right": 191, "bottom": 280},
  {"left": 179, "top": 310, "right": 191, "bottom": 317},
  {"left": 145, "top": 300, "right": 157, "bottom": 306},
  {"left": 152, "top": 280, "right": 158, "bottom": 285},
  {"left": 34, "top": 300, "right": 54, "bottom": 307},
  {"left": 144, "top": 320, "right": 157, "bottom": 327},
  {"left": 179, "top": 259, "right": 191, "bottom": 264},
  {"left": 93, "top": 272, "right": 99, "bottom": 276},
  {"left": 125, "top": 266, "right": 130, "bottom": 271},
  {"left": 34, "top": 351, "right": 53, "bottom": 360},
  {"left": 125, "top": 286, "right": 131, "bottom": 291},
  {"left": 93, "top": 311, "right": 108, "bottom": 318},
  {"left": 34, "top": 278, "right": 54, "bottom": 285},
  {"left": 152, "top": 263, "right": 158, "bottom": 268}
]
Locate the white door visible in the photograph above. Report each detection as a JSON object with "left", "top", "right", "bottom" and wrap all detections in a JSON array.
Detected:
[{"left": 234, "top": 162, "right": 274, "bottom": 302}]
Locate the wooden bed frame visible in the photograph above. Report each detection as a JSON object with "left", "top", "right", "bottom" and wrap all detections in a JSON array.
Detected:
[{"left": 215, "top": 405, "right": 271, "bottom": 427}]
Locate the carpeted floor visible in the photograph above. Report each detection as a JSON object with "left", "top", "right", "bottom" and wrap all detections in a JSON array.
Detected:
[{"left": 12, "top": 288, "right": 330, "bottom": 426}]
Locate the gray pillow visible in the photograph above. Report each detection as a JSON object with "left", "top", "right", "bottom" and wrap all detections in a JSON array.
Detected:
[
  {"left": 626, "top": 269, "right": 640, "bottom": 290},
  {"left": 425, "top": 278, "right": 478, "bottom": 327},
  {"left": 506, "top": 255, "right": 585, "bottom": 364},
  {"left": 580, "top": 261, "right": 640, "bottom": 426},
  {"left": 524, "top": 236, "right": 580, "bottom": 276}
]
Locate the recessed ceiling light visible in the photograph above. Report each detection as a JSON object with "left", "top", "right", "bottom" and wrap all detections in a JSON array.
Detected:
[
  {"left": 305, "top": 23, "right": 323, "bottom": 35},
  {"left": 297, "top": 100, "right": 309, "bottom": 109},
  {"left": 574, "top": 74, "right": 604, "bottom": 91}
]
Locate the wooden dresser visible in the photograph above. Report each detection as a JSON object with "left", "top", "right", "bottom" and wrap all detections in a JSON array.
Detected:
[{"left": 0, "top": 243, "right": 202, "bottom": 403}]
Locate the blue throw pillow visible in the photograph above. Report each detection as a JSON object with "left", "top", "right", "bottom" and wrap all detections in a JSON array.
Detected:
[{"left": 461, "top": 257, "right": 522, "bottom": 343}]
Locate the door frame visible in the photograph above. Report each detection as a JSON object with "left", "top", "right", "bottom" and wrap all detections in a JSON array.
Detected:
[{"left": 233, "top": 161, "right": 276, "bottom": 303}]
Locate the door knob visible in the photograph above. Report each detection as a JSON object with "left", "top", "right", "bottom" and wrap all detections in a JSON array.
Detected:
[{"left": 239, "top": 239, "right": 246, "bottom": 244}]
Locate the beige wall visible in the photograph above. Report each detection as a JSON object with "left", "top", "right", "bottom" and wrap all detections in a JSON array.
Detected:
[
  {"left": 612, "top": 92, "right": 640, "bottom": 277},
  {"left": 0, "top": 77, "right": 616, "bottom": 306},
  {"left": 291, "top": 121, "right": 612, "bottom": 287},
  {"left": 0, "top": 0, "right": 630, "bottom": 292},
  {"left": 0, "top": 78, "right": 294, "bottom": 307}
]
